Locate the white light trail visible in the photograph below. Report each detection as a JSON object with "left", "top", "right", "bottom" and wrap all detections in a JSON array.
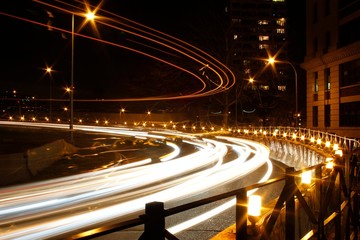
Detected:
[{"left": 0, "top": 122, "right": 273, "bottom": 239}]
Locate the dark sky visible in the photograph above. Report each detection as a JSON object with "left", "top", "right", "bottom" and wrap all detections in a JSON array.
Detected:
[
  {"left": 0, "top": 1, "right": 305, "bottom": 104},
  {"left": 0, "top": 1, "right": 226, "bottom": 101}
]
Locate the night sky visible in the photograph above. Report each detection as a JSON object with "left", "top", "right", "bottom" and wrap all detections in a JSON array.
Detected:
[
  {"left": 0, "top": 1, "right": 305, "bottom": 108},
  {"left": 0, "top": 1, "right": 226, "bottom": 100}
]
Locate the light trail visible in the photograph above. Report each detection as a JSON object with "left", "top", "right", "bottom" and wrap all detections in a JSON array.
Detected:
[{"left": 0, "top": 122, "right": 272, "bottom": 239}]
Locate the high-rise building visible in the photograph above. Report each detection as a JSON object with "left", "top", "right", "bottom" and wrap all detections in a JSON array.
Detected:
[
  {"left": 226, "top": 0, "right": 298, "bottom": 126},
  {"left": 301, "top": 0, "right": 360, "bottom": 138},
  {"left": 226, "top": 0, "right": 288, "bottom": 66}
]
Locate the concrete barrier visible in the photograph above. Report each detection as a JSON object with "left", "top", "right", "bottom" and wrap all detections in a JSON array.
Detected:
[{"left": 0, "top": 139, "right": 77, "bottom": 186}]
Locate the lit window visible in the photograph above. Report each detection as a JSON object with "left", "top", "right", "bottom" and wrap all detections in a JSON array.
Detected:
[
  {"left": 260, "top": 85, "right": 270, "bottom": 90},
  {"left": 259, "top": 44, "right": 269, "bottom": 49},
  {"left": 276, "top": 28, "right": 285, "bottom": 34},
  {"left": 314, "top": 72, "right": 319, "bottom": 92},
  {"left": 278, "top": 85, "right": 286, "bottom": 91},
  {"left": 325, "top": 68, "right": 331, "bottom": 90},
  {"left": 273, "top": 0, "right": 285, "bottom": 2},
  {"left": 259, "top": 35, "right": 269, "bottom": 41},
  {"left": 277, "top": 18, "right": 286, "bottom": 26},
  {"left": 258, "top": 20, "right": 269, "bottom": 25}
]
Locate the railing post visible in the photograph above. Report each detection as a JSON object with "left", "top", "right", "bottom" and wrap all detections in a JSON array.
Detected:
[
  {"left": 285, "top": 167, "right": 296, "bottom": 240},
  {"left": 354, "top": 192, "right": 359, "bottom": 238},
  {"left": 335, "top": 157, "right": 342, "bottom": 240},
  {"left": 345, "top": 154, "right": 350, "bottom": 193},
  {"left": 317, "top": 165, "right": 325, "bottom": 239},
  {"left": 141, "top": 201, "right": 165, "bottom": 240},
  {"left": 236, "top": 188, "right": 248, "bottom": 240}
]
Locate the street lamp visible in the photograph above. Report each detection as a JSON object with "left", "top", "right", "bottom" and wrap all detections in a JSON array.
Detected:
[
  {"left": 120, "top": 108, "right": 125, "bottom": 123},
  {"left": 70, "top": 11, "right": 96, "bottom": 131},
  {"left": 268, "top": 57, "right": 298, "bottom": 127},
  {"left": 45, "top": 67, "right": 52, "bottom": 122},
  {"left": 235, "top": 77, "right": 254, "bottom": 126}
]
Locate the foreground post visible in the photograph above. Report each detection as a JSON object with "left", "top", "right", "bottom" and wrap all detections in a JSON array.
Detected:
[
  {"left": 236, "top": 188, "right": 248, "bottom": 240},
  {"left": 140, "top": 201, "right": 165, "bottom": 240}
]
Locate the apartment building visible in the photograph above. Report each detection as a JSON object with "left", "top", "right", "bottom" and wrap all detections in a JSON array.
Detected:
[
  {"left": 226, "top": 0, "right": 300, "bottom": 126},
  {"left": 301, "top": 0, "right": 360, "bottom": 138}
]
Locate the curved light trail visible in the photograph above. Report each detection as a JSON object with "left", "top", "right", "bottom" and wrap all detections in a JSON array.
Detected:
[{"left": 0, "top": 122, "right": 272, "bottom": 239}]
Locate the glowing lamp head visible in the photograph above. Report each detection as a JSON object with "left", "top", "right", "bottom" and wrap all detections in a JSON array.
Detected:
[
  {"left": 335, "top": 149, "right": 343, "bottom": 157},
  {"left": 325, "top": 157, "right": 334, "bottom": 169},
  {"left": 248, "top": 195, "right": 262, "bottom": 217},
  {"left": 301, "top": 171, "right": 312, "bottom": 184},
  {"left": 85, "top": 11, "right": 96, "bottom": 21},
  {"left": 268, "top": 57, "right": 275, "bottom": 64}
]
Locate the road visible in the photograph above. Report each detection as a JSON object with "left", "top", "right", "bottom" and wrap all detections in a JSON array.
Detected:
[{"left": 0, "top": 121, "right": 275, "bottom": 239}]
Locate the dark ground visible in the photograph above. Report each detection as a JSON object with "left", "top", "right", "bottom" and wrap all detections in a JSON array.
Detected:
[{"left": 0, "top": 125, "right": 171, "bottom": 186}]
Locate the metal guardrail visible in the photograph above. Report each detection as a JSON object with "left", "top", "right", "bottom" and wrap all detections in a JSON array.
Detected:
[
  {"left": 227, "top": 126, "right": 360, "bottom": 153},
  {"left": 67, "top": 128, "right": 360, "bottom": 240},
  {"left": 68, "top": 158, "right": 359, "bottom": 239}
]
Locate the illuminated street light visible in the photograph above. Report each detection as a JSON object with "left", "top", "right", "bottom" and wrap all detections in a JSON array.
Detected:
[
  {"left": 268, "top": 57, "right": 299, "bottom": 127},
  {"left": 235, "top": 77, "right": 255, "bottom": 126},
  {"left": 45, "top": 67, "right": 52, "bottom": 122},
  {"left": 120, "top": 108, "right": 125, "bottom": 123},
  {"left": 85, "top": 11, "right": 95, "bottom": 20},
  {"left": 70, "top": 10, "right": 97, "bottom": 131}
]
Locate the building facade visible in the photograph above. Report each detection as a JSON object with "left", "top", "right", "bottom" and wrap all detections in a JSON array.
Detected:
[
  {"left": 226, "top": 0, "right": 288, "bottom": 68},
  {"left": 301, "top": 0, "right": 360, "bottom": 138},
  {"left": 226, "top": 0, "right": 301, "bottom": 126}
]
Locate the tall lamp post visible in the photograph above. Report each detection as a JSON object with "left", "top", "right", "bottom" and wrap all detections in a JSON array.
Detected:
[
  {"left": 268, "top": 57, "right": 298, "bottom": 127},
  {"left": 45, "top": 67, "right": 52, "bottom": 122},
  {"left": 69, "top": 11, "right": 96, "bottom": 131},
  {"left": 70, "top": 13, "right": 74, "bottom": 130},
  {"left": 120, "top": 108, "right": 125, "bottom": 123},
  {"left": 235, "top": 77, "right": 254, "bottom": 127}
]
